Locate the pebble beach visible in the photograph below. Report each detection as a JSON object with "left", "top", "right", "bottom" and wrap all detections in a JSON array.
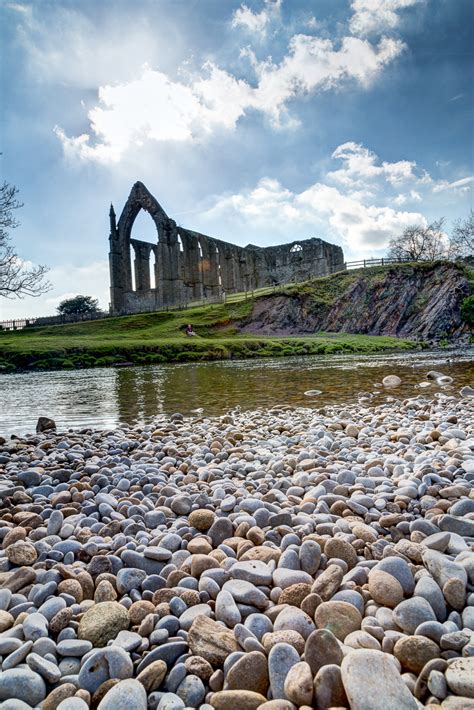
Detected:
[{"left": 1, "top": 374, "right": 474, "bottom": 710}]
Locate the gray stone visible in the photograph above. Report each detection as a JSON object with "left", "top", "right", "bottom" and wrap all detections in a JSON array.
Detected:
[
  {"left": 215, "top": 590, "right": 241, "bottom": 627},
  {"left": 446, "top": 657, "right": 474, "bottom": 698},
  {"left": 26, "top": 652, "right": 61, "bottom": 683},
  {"left": 176, "top": 675, "right": 206, "bottom": 707},
  {"left": 273, "top": 606, "right": 315, "bottom": 640},
  {"left": 268, "top": 642, "right": 300, "bottom": 700},
  {"left": 97, "top": 678, "right": 147, "bottom": 710},
  {"left": 393, "top": 597, "right": 436, "bottom": 634},
  {"left": 375, "top": 557, "right": 415, "bottom": 595},
  {"left": 341, "top": 649, "right": 418, "bottom": 709},
  {"left": 0, "top": 668, "right": 47, "bottom": 706},
  {"left": 230, "top": 561, "right": 272, "bottom": 586},
  {"left": 157, "top": 694, "right": 185, "bottom": 710},
  {"left": 78, "top": 647, "right": 134, "bottom": 693},
  {"left": 414, "top": 576, "right": 447, "bottom": 621}
]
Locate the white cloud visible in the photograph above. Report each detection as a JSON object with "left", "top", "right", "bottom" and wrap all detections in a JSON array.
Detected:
[
  {"left": 327, "top": 142, "right": 418, "bottom": 187},
  {"left": 205, "top": 175, "right": 426, "bottom": 255},
  {"left": 394, "top": 190, "right": 422, "bottom": 204},
  {"left": 231, "top": 0, "right": 281, "bottom": 38},
  {"left": 55, "top": 34, "right": 405, "bottom": 162},
  {"left": 249, "top": 35, "right": 404, "bottom": 126},
  {"left": 350, "top": 0, "right": 424, "bottom": 37},
  {"left": 432, "top": 176, "right": 474, "bottom": 193}
]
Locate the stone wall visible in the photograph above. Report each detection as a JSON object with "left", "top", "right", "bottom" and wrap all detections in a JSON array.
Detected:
[{"left": 109, "top": 182, "right": 345, "bottom": 314}]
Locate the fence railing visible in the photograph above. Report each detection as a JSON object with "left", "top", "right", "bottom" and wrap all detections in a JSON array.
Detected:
[
  {"left": 0, "top": 256, "right": 433, "bottom": 332},
  {"left": 344, "top": 257, "right": 412, "bottom": 270}
]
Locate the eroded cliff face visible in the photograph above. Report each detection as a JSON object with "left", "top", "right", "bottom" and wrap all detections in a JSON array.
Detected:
[{"left": 239, "top": 263, "right": 472, "bottom": 341}]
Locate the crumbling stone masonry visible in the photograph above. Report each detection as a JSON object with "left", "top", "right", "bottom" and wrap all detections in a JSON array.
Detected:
[{"left": 109, "top": 182, "right": 345, "bottom": 314}]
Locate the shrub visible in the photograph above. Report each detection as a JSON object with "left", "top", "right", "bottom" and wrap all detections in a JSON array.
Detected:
[{"left": 461, "top": 295, "right": 474, "bottom": 326}]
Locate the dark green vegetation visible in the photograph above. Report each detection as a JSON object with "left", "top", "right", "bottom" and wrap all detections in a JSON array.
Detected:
[{"left": 2, "top": 261, "right": 471, "bottom": 373}]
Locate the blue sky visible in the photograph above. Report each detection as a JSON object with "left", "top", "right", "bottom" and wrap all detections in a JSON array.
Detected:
[{"left": 1, "top": 0, "right": 473, "bottom": 318}]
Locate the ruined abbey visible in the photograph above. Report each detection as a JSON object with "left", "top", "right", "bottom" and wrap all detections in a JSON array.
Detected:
[{"left": 109, "top": 182, "right": 345, "bottom": 314}]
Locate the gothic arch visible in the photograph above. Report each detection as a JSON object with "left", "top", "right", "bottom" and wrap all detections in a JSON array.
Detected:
[{"left": 117, "top": 181, "right": 169, "bottom": 245}]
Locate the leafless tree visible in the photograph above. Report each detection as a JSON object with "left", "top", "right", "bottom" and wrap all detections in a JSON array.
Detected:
[
  {"left": 387, "top": 219, "right": 448, "bottom": 262},
  {"left": 449, "top": 210, "right": 474, "bottom": 258},
  {"left": 0, "top": 182, "right": 51, "bottom": 298}
]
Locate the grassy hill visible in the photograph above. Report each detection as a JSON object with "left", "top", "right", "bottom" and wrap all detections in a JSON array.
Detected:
[{"left": 3, "top": 261, "right": 471, "bottom": 373}]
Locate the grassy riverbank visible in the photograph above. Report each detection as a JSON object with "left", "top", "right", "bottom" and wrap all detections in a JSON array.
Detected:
[{"left": 0, "top": 293, "right": 416, "bottom": 372}]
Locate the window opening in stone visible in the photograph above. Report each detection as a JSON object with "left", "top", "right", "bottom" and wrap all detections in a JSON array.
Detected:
[
  {"left": 132, "top": 208, "right": 159, "bottom": 244},
  {"left": 177, "top": 234, "right": 184, "bottom": 253},
  {"left": 150, "top": 251, "right": 156, "bottom": 290},
  {"left": 198, "top": 241, "right": 203, "bottom": 258},
  {"left": 215, "top": 246, "right": 222, "bottom": 286},
  {"left": 130, "top": 245, "right": 136, "bottom": 291},
  {"left": 290, "top": 243, "right": 303, "bottom": 252}
]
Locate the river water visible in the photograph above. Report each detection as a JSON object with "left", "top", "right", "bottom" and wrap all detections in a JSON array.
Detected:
[{"left": 0, "top": 348, "right": 473, "bottom": 437}]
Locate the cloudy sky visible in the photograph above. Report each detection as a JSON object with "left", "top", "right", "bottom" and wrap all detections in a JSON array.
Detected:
[{"left": 1, "top": 0, "right": 473, "bottom": 318}]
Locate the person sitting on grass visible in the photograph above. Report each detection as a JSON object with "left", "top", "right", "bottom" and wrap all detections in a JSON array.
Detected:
[{"left": 186, "top": 324, "right": 196, "bottom": 336}]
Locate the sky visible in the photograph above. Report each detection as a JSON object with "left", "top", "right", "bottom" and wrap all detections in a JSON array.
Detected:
[{"left": 1, "top": 0, "right": 473, "bottom": 318}]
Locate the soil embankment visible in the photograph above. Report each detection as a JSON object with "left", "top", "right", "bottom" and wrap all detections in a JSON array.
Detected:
[{"left": 239, "top": 262, "right": 473, "bottom": 342}]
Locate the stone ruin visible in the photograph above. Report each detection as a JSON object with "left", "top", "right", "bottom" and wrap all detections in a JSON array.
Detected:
[{"left": 109, "top": 182, "right": 345, "bottom": 314}]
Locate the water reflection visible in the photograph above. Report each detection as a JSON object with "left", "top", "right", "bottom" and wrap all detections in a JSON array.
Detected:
[{"left": 0, "top": 348, "right": 472, "bottom": 436}]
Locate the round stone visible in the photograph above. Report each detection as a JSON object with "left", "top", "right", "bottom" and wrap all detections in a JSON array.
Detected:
[
  {"left": 0, "top": 668, "right": 47, "bottom": 706},
  {"left": 325, "top": 538, "right": 358, "bottom": 569},
  {"left": 368, "top": 570, "right": 404, "bottom": 608},
  {"left": 383, "top": 375, "right": 402, "bottom": 387},
  {"left": 136, "top": 660, "right": 167, "bottom": 691},
  {"left": 314, "top": 601, "right": 362, "bottom": 641},
  {"left": 446, "top": 657, "right": 474, "bottom": 698},
  {"left": 393, "top": 597, "right": 436, "bottom": 634},
  {"left": 188, "top": 509, "right": 215, "bottom": 530},
  {"left": 273, "top": 606, "right": 315, "bottom": 640},
  {"left": 97, "top": 679, "right": 147, "bottom": 710},
  {"left": 226, "top": 651, "right": 269, "bottom": 695},
  {"left": 6, "top": 541, "right": 37, "bottom": 566},
  {"left": 393, "top": 635, "right": 440, "bottom": 674},
  {"left": 283, "top": 661, "right": 313, "bottom": 706},
  {"left": 78, "top": 647, "right": 134, "bottom": 693},
  {"left": 78, "top": 602, "right": 129, "bottom": 647},
  {"left": 305, "top": 628, "right": 343, "bottom": 674}
]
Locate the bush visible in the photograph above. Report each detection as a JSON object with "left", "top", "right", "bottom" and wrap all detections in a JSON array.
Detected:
[{"left": 461, "top": 295, "right": 474, "bottom": 326}]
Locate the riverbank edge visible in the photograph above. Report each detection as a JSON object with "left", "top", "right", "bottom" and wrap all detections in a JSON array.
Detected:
[{"left": 0, "top": 334, "right": 419, "bottom": 374}]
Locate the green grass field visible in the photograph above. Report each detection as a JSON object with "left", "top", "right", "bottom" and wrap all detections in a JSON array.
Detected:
[{"left": 0, "top": 279, "right": 417, "bottom": 372}]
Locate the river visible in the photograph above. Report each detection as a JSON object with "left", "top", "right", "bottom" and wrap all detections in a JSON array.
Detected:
[{"left": 0, "top": 348, "right": 472, "bottom": 437}]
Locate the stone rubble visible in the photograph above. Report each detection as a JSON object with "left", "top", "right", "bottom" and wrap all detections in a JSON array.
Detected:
[{"left": 0, "top": 384, "right": 473, "bottom": 709}]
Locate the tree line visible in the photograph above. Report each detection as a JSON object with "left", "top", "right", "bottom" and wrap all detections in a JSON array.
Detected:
[{"left": 0, "top": 181, "right": 473, "bottom": 314}]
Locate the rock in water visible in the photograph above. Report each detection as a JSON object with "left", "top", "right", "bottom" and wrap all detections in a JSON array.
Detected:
[
  {"left": 382, "top": 375, "right": 402, "bottom": 387},
  {"left": 36, "top": 416, "right": 56, "bottom": 433}
]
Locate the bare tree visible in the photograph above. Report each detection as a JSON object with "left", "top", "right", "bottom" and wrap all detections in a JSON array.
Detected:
[
  {"left": 387, "top": 219, "right": 448, "bottom": 262},
  {"left": 449, "top": 210, "right": 474, "bottom": 258},
  {"left": 0, "top": 182, "right": 51, "bottom": 298}
]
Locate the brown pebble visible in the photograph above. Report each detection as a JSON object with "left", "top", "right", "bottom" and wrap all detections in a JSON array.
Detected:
[
  {"left": 91, "top": 679, "right": 120, "bottom": 706},
  {"left": 136, "top": 659, "right": 167, "bottom": 691},
  {"left": 43, "top": 683, "right": 77, "bottom": 710},
  {"left": 129, "top": 600, "right": 155, "bottom": 625}
]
